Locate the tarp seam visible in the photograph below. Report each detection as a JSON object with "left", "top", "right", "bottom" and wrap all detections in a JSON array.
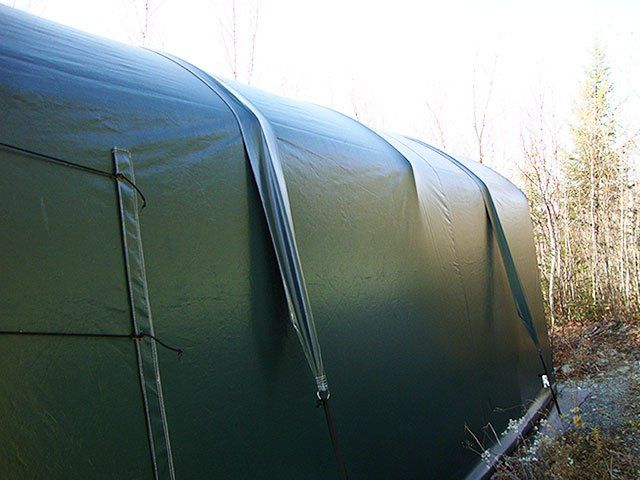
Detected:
[{"left": 409, "top": 140, "right": 540, "bottom": 346}]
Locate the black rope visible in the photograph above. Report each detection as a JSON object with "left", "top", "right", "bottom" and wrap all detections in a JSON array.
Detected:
[
  {"left": 0, "top": 141, "right": 114, "bottom": 178},
  {"left": 317, "top": 392, "right": 348, "bottom": 480},
  {"left": 0, "top": 329, "right": 182, "bottom": 356},
  {"left": 114, "top": 172, "right": 148, "bottom": 209},
  {"left": 134, "top": 331, "right": 183, "bottom": 357},
  {"left": 0, "top": 141, "right": 147, "bottom": 209}
]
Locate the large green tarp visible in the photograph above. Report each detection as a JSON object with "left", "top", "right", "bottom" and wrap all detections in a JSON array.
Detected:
[{"left": 0, "top": 6, "right": 554, "bottom": 479}]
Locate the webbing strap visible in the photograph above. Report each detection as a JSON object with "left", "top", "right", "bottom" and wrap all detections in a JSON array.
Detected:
[
  {"left": 318, "top": 395, "right": 348, "bottom": 480},
  {"left": 114, "top": 148, "right": 176, "bottom": 479}
]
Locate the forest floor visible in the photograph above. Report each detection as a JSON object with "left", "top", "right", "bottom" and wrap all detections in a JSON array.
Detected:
[{"left": 492, "top": 314, "right": 640, "bottom": 479}]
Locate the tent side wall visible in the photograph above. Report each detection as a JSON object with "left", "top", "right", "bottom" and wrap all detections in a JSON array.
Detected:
[{"left": 0, "top": 6, "right": 554, "bottom": 479}]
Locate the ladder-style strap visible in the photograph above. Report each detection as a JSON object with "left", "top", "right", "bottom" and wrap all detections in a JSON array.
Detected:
[{"left": 114, "top": 148, "right": 176, "bottom": 479}]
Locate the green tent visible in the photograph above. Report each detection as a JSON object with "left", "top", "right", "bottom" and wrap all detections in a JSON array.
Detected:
[{"left": 0, "top": 6, "right": 556, "bottom": 479}]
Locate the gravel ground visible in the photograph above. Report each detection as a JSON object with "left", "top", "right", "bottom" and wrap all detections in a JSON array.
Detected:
[
  {"left": 491, "top": 357, "right": 640, "bottom": 479},
  {"left": 561, "top": 357, "right": 640, "bottom": 455}
]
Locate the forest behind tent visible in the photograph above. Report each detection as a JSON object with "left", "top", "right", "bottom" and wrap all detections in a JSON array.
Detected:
[{"left": 0, "top": 6, "right": 555, "bottom": 480}]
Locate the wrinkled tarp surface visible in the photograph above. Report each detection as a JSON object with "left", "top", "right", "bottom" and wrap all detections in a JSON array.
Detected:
[{"left": 0, "top": 6, "right": 554, "bottom": 479}]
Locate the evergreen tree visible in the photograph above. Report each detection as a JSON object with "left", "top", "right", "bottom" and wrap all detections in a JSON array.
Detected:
[
  {"left": 523, "top": 43, "right": 639, "bottom": 324},
  {"left": 566, "top": 43, "right": 621, "bottom": 306}
]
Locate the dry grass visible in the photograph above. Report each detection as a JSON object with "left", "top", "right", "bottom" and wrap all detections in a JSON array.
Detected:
[
  {"left": 550, "top": 312, "right": 640, "bottom": 380},
  {"left": 492, "top": 420, "right": 640, "bottom": 479}
]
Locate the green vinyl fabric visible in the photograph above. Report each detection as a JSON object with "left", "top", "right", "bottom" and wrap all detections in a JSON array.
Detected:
[{"left": 0, "top": 6, "right": 554, "bottom": 480}]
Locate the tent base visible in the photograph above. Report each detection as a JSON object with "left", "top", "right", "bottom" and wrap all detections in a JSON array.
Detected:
[{"left": 465, "top": 388, "right": 554, "bottom": 480}]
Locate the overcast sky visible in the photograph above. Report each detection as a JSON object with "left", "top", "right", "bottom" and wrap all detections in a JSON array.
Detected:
[{"left": 5, "top": 0, "right": 640, "bottom": 173}]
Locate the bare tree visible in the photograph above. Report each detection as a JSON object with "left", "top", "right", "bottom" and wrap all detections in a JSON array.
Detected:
[
  {"left": 5, "top": 0, "right": 43, "bottom": 13},
  {"left": 520, "top": 92, "right": 563, "bottom": 325},
  {"left": 124, "top": 0, "right": 164, "bottom": 47},
  {"left": 471, "top": 57, "right": 497, "bottom": 164},
  {"left": 218, "top": 0, "right": 261, "bottom": 84},
  {"left": 351, "top": 85, "right": 385, "bottom": 129},
  {"left": 133, "top": 0, "right": 151, "bottom": 47},
  {"left": 425, "top": 100, "right": 448, "bottom": 150},
  {"left": 245, "top": 0, "right": 260, "bottom": 84}
]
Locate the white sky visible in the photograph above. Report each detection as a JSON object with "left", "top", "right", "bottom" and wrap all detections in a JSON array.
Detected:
[{"left": 5, "top": 0, "right": 640, "bottom": 174}]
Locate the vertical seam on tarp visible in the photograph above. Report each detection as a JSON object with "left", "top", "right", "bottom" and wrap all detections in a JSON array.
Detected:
[
  {"left": 113, "top": 148, "right": 175, "bottom": 480},
  {"left": 317, "top": 112, "right": 485, "bottom": 360},
  {"left": 366, "top": 129, "right": 487, "bottom": 421},
  {"left": 315, "top": 108, "right": 538, "bottom": 350},
  {"left": 381, "top": 134, "right": 485, "bottom": 347},
  {"left": 150, "top": 51, "right": 329, "bottom": 390}
]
